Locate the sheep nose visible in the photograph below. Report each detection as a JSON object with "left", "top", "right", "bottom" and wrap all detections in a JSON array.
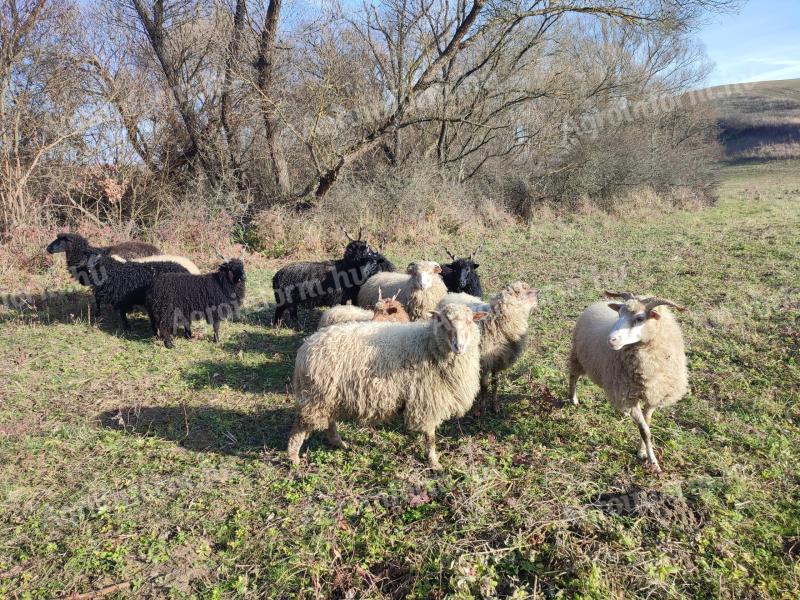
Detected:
[{"left": 608, "top": 335, "right": 620, "bottom": 348}]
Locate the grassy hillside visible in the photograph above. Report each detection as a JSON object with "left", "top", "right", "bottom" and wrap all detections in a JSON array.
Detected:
[
  {"left": 712, "top": 78, "right": 800, "bottom": 161},
  {"left": 1, "top": 160, "right": 799, "bottom": 598}
]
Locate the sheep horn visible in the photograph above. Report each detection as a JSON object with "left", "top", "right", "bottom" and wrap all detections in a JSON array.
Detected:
[
  {"left": 377, "top": 287, "right": 383, "bottom": 302},
  {"left": 644, "top": 297, "right": 686, "bottom": 313},
  {"left": 470, "top": 240, "right": 484, "bottom": 260},
  {"left": 444, "top": 247, "right": 457, "bottom": 260},
  {"left": 604, "top": 290, "right": 635, "bottom": 301},
  {"left": 214, "top": 246, "right": 228, "bottom": 261},
  {"left": 391, "top": 291, "right": 399, "bottom": 302},
  {"left": 340, "top": 226, "right": 354, "bottom": 242},
  {"left": 357, "top": 226, "right": 363, "bottom": 241}
]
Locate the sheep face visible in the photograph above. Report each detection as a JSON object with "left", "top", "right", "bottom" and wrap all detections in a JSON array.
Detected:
[
  {"left": 373, "top": 297, "right": 404, "bottom": 320},
  {"left": 493, "top": 281, "right": 538, "bottom": 315},
  {"left": 407, "top": 261, "right": 442, "bottom": 291},
  {"left": 447, "top": 258, "right": 479, "bottom": 291},
  {"left": 606, "top": 299, "right": 658, "bottom": 350},
  {"left": 431, "top": 304, "right": 486, "bottom": 355},
  {"left": 220, "top": 259, "right": 246, "bottom": 284},
  {"left": 343, "top": 239, "right": 379, "bottom": 263},
  {"left": 47, "top": 233, "right": 84, "bottom": 254}
]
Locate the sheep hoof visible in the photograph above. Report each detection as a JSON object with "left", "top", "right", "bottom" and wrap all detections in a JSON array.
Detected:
[
  {"left": 428, "top": 460, "right": 443, "bottom": 471},
  {"left": 164, "top": 340, "right": 174, "bottom": 349},
  {"left": 329, "top": 439, "right": 348, "bottom": 450},
  {"left": 571, "top": 398, "right": 579, "bottom": 406},
  {"left": 645, "top": 462, "right": 663, "bottom": 476}
]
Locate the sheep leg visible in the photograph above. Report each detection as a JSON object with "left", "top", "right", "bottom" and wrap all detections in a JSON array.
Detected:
[
  {"left": 325, "top": 421, "right": 348, "bottom": 450},
  {"left": 118, "top": 308, "right": 131, "bottom": 331},
  {"left": 630, "top": 405, "right": 661, "bottom": 473},
  {"left": 638, "top": 406, "right": 657, "bottom": 459},
  {"left": 490, "top": 373, "right": 501, "bottom": 413},
  {"left": 212, "top": 319, "right": 220, "bottom": 343},
  {"left": 568, "top": 348, "right": 583, "bottom": 405},
  {"left": 159, "top": 325, "right": 175, "bottom": 349},
  {"left": 146, "top": 307, "right": 158, "bottom": 335},
  {"left": 272, "top": 304, "right": 286, "bottom": 327},
  {"left": 424, "top": 430, "right": 442, "bottom": 471},
  {"left": 474, "top": 374, "right": 490, "bottom": 415},
  {"left": 287, "top": 422, "right": 310, "bottom": 467},
  {"left": 183, "top": 323, "right": 193, "bottom": 339}
]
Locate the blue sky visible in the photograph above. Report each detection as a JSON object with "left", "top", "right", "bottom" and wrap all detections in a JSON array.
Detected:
[{"left": 698, "top": 0, "right": 800, "bottom": 85}]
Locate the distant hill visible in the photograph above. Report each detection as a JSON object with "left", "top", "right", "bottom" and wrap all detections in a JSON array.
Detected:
[{"left": 710, "top": 78, "right": 800, "bottom": 161}]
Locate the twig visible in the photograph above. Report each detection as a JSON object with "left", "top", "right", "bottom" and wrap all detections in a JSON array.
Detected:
[{"left": 59, "top": 581, "right": 131, "bottom": 600}]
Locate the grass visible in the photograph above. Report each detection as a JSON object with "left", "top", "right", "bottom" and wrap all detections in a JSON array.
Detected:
[{"left": 1, "top": 160, "right": 799, "bottom": 599}]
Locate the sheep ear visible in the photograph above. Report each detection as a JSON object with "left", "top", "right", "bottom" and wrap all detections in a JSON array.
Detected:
[
  {"left": 473, "top": 263, "right": 479, "bottom": 269},
  {"left": 648, "top": 310, "right": 662, "bottom": 320},
  {"left": 607, "top": 302, "right": 624, "bottom": 313},
  {"left": 472, "top": 311, "right": 488, "bottom": 322},
  {"left": 433, "top": 264, "right": 442, "bottom": 274},
  {"left": 429, "top": 310, "right": 441, "bottom": 321}
]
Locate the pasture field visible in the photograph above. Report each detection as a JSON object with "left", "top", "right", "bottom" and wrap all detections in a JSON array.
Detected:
[{"left": 0, "top": 160, "right": 798, "bottom": 599}]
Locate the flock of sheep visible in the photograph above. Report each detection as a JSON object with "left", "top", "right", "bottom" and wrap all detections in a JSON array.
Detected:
[{"left": 46, "top": 230, "right": 688, "bottom": 474}]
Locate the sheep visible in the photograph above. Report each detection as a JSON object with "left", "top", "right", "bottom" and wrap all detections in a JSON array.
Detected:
[
  {"left": 287, "top": 303, "right": 487, "bottom": 469},
  {"left": 271, "top": 229, "right": 394, "bottom": 328},
  {"left": 317, "top": 289, "right": 409, "bottom": 328},
  {"left": 111, "top": 254, "right": 201, "bottom": 275},
  {"left": 357, "top": 261, "right": 447, "bottom": 320},
  {"left": 567, "top": 291, "right": 688, "bottom": 473},
  {"left": 318, "top": 305, "right": 373, "bottom": 328},
  {"left": 441, "top": 244, "right": 483, "bottom": 297},
  {"left": 46, "top": 233, "right": 160, "bottom": 285},
  {"left": 371, "top": 291, "right": 410, "bottom": 323},
  {"left": 147, "top": 257, "right": 246, "bottom": 349},
  {"left": 81, "top": 253, "right": 191, "bottom": 331},
  {"left": 439, "top": 282, "right": 538, "bottom": 413},
  {"left": 437, "top": 292, "right": 491, "bottom": 314}
]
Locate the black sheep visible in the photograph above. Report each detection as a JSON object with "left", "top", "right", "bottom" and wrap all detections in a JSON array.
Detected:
[
  {"left": 271, "top": 230, "right": 394, "bottom": 328},
  {"left": 82, "top": 253, "right": 190, "bottom": 331},
  {"left": 46, "top": 233, "right": 160, "bottom": 286},
  {"left": 441, "top": 245, "right": 483, "bottom": 297},
  {"left": 147, "top": 259, "right": 246, "bottom": 349}
]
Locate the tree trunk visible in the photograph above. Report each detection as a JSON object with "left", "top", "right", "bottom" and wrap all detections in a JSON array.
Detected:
[{"left": 255, "top": 0, "right": 291, "bottom": 196}]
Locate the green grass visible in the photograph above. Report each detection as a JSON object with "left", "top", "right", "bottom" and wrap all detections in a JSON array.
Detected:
[{"left": 1, "top": 161, "right": 799, "bottom": 599}]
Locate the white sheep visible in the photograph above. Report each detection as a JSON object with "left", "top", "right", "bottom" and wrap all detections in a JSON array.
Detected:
[
  {"left": 357, "top": 260, "right": 447, "bottom": 320},
  {"left": 288, "top": 303, "right": 486, "bottom": 470},
  {"left": 437, "top": 291, "right": 491, "bottom": 314},
  {"left": 568, "top": 291, "right": 688, "bottom": 473},
  {"left": 111, "top": 253, "right": 201, "bottom": 275},
  {"left": 439, "top": 282, "right": 538, "bottom": 413},
  {"left": 318, "top": 289, "right": 409, "bottom": 329}
]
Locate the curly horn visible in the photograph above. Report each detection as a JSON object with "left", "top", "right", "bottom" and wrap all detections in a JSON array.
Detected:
[
  {"left": 644, "top": 297, "right": 686, "bottom": 313},
  {"left": 444, "top": 247, "right": 457, "bottom": 260},
  {"left": 604, "top": 290, "right": 636, "bottom": 301}
]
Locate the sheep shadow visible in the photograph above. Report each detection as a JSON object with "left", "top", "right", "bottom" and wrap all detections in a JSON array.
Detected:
[
  {"left": 96, "top": 404, "right": 295, "bottom": 455},
  {"left": 182, "top": 358, "right": 293, "bottom": 395},
  {"left": 0, "top": 288, "right": 156, "bottom": 340}
]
